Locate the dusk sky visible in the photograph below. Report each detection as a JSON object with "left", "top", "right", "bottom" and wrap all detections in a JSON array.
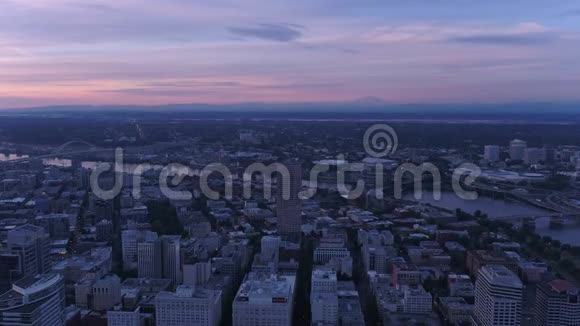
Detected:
[{"left": 1, "top": 0, "right": 580, "bottom": 108}]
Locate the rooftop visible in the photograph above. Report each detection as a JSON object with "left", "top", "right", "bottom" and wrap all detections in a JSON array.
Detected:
[
  {"left": 235, "top": 272, "right": 296, "bottom": 302},
  {"left": 480, "top": 265, "right": 523, "bottom": 289},
  {"left": 546, "top": 279, "right": 577, "bottom": 294}
]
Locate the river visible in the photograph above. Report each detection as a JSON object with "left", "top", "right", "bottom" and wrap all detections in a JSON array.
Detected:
[{"left": 404, "top": 191, "right": 580, "bottom": 246}]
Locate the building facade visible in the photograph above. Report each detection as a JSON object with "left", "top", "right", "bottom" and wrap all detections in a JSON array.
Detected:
[{"left": 473, "top": 265, "right": 523, "bottom": 326}]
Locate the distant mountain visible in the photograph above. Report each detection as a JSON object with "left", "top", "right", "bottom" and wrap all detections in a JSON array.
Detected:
[{"left": 1, "top": 100, "right": 579, "bottom": 123}]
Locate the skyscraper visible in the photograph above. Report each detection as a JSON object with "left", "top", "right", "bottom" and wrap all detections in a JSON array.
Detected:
[
  {"left": 534, "top": 279, "right": 580, "bottom": 326},
  {"left": 276, "top": 159, "right": 302, "bottom": 242},
  {"left": 0, "top": 273, "right": 65, "bottom": 326},
  {"left": 7, "top": 224, "right": 51, "bottom": 276},
  {"left": 260, "top": 236, "right": 281, "bottom": 264},
  {"left": 473, "top": 265, "right": 523, "bottom": 326},
  {"left": 121, "top": 229, "right": 158, "bottom": 271},
  {"left": 161, "top": 236, "right": 182, "bottom": 286},
  {"left": 137, "top": 239, "right": 163, "bottom": 278}
]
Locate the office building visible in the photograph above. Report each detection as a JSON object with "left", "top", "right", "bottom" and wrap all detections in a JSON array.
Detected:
[
  {"left": 0, "top": 254, "right": 21, "bottom": 292},
  {"left": 402, "top": 285, "right": 432, "bottom": 314},
  {"left": 161, "top": 236, "right": 182, "bottom": 286},
  {"left": 473, "top": 265, "right": 523, "bottom": 326},
  {"left": 534, "top": 279, "right": 580, "bottom": 326},
  {"left": 137, "top": 239, "right": 162, "bottom": 278},
  {"left": 311, "top": 269, "right": 338, "bottom": 325},
  {"left": 7, "top": 224, "right": 52, "bottom": 276},
  {"left": 484, "top": 145, "right": 500, "bottom": 162},
  {"left": 524, "top": 147, "right": 545, "bottom": 165},
  {"left": 314, "top": 237, "right": 350, "bottom": 265},
  {"left": 121, "top": 229, "right": 158, "bottom": 271},
  {"left": 276, "top": 159, "right": 302, "bottom": 242},
  {"left": 107, "top": 307, "right": 141, "bottom": 326},
  {"left": 0, "top": 274, "right": 65, "bottom": 326},
  {"left": 155, "top": 285, "right": 222, "bottom": 326},
  {"left": 336, "top": 282, "right": 364, "bottom": 326},
  {"left": 261, "top": 236, "right": 281, "bottom": 264},
  {"left": 183, "top": 261, "right": 212, "bottom": 286},
  {"left": 509, "top": 139, "right": 527, "bottom": 161},
  {"left": 92, "top": 274, "right": 122, "bottom": 311},
  {"left": 96, "top": 219, "right": 114, "bottom": 242},
  {"left": 233, "top": 273, "right": 296, "bottom": 326},
  {"left": 34, "top": 214, "right": 71, "bottom": 240}
]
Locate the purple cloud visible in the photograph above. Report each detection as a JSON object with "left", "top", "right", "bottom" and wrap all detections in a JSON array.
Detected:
[
  {"left": 228, "top": 23, "right": 304, "bottom": 42},
  {"left": 449, "top": 33, "right": 553, "bottom": 45}
]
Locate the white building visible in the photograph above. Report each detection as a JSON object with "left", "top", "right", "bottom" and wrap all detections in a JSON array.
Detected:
[
  {"left": 0, "top": 274, "right": 65, "bottom": 326},
  {"left": 233, "top": 273, "right": 296, "bottom": 326},
  {"left": 314, "top": 238, "right": 350, "bottom": 265},
  {"left": 484, "top": 145, "right": 500, "bottom": 162},
  {"left": 534, "top": 279, "right": 580, "bottom": 326},
  {"left": 509, "top": 139, "right": 527, "bottom": 161},
  {"left": 155, "top": 285, "right": 222, "bottom": 326},
  {"left": 311, "top": 269, "right": 338, "bottom": 325},
  {"left": 402, "top": 285, "right": 432, "bottom": 314},
  {"left": 473, "top": 265, "right": 523, "bottom": 326}
]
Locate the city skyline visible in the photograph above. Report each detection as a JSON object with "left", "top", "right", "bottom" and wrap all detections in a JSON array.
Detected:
[{"left": 1, "top": 0, "right": 580, "bottom": 108}]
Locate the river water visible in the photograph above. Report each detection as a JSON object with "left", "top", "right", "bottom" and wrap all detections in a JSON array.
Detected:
[{"left": 404, "top": 191, "right": 580, "bottom": 246}]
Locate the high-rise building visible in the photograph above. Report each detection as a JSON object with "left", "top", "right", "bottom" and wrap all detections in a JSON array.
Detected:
[
  {"left": 96, "top": 219, "right": 114, "bottom": 242},
  {"left": 473, "top": 265, "right": 523, "bottom": 326},
  {"left": 509, "top": 139, "right": 527, "bottom": 161},
  {"left": 155, "top": 285, "right": 222, "bottom": 326},
  {"left": 543, "top": 146, "right": 556, "bottom": 164},
  {"left": 276, "top": 159, "right": 302, "bottom": 242},
  {"left": 233, "top": 273, "right": 296, "bottom": 326},
  {"left": 137, "top": 239, "right": 162, "bottom": 278},
  {"left": 7, "top": 224, "right": 51, "bottom": 276},
  {"left": 77, "top": 167, "right": 91, "bottom": 190},
  {"left": 484, "top": 145, "right": 500, "bottom": 162},
  {"left": 311, "top": 269, "right": 339, "bottom": 325},
  {"left": 183, "top": 261, "right": 212, "bottom": 286},
  {"left": 534, "top": 279, "right": 580, "bottom": 326},
  {"left": 0, "top": 254, "right": 21, "bottom": 292},
  {"left": 34, "top": 214, "right": 71, "bottom": 240},
  {"left": 121, "top": 229, "right": 158, "bottom": 271},
  {"left": 161, "top": 236, "right": 182, "bottom": 287},
  {"left": 261, "top": 236, "right": 281, "bottom": 265},
  {"left": 0, "top": 273, "right": 65, "bottom": 326}
]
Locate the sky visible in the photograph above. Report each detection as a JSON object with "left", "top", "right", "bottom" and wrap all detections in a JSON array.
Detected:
[{"left": 1, "top": 0, "right": 580, "bottom": 108}]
